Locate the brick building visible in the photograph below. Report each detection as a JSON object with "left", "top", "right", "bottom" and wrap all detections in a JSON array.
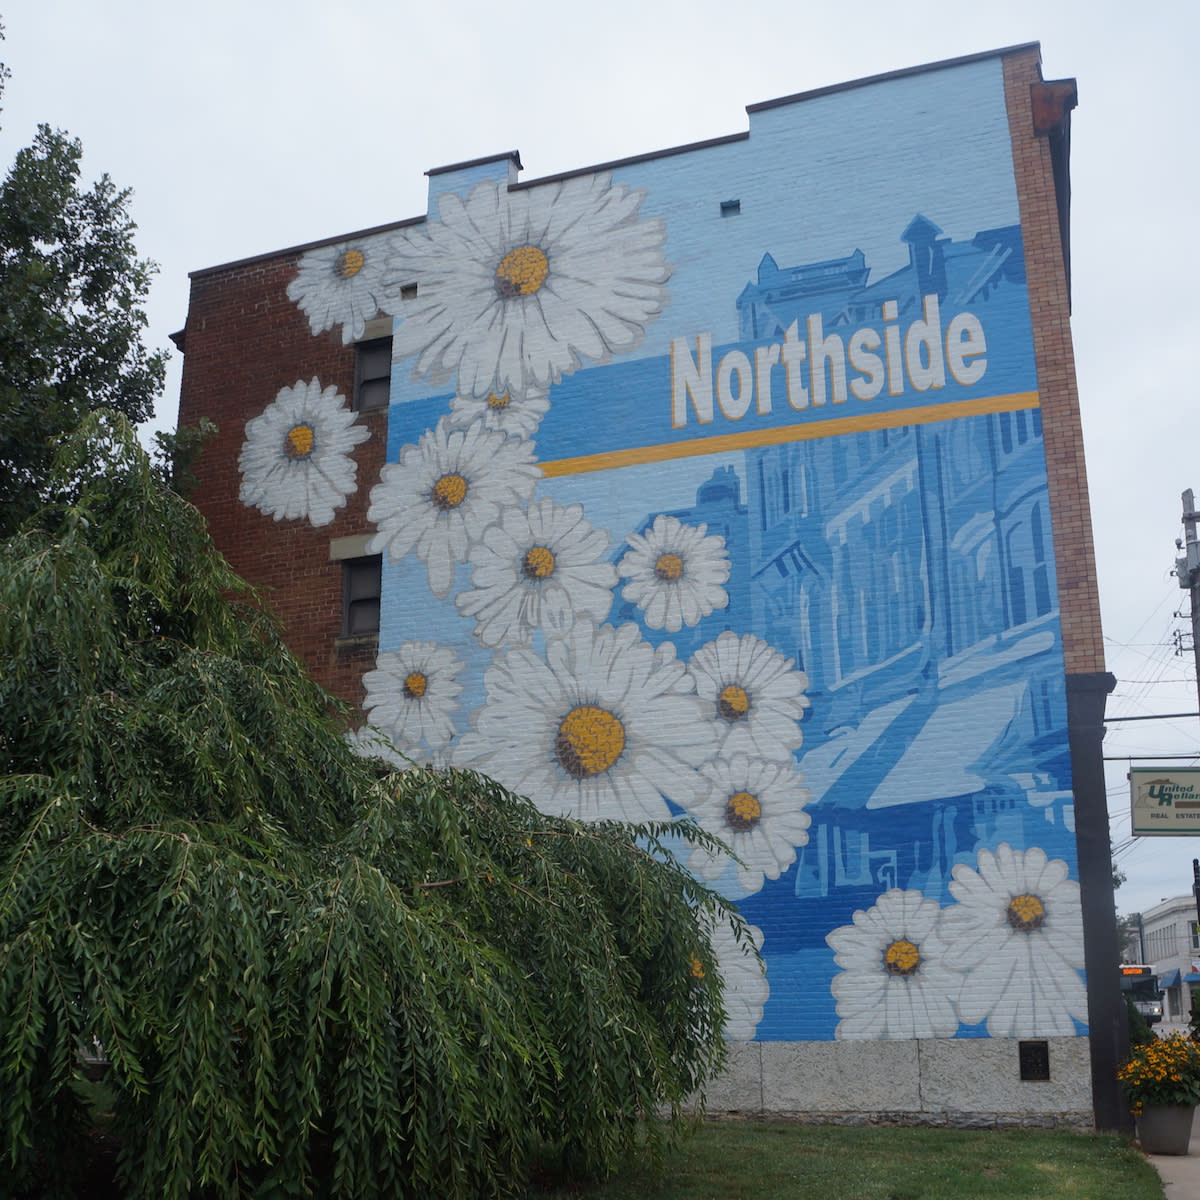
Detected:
[{"left": 175, "top": 44, "right": 1122, "bottom": 1127}]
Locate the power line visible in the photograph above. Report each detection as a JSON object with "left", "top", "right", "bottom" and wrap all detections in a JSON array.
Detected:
[
  {"left": 1103, "top": 754, "right": 1200, "bottom": 761},
  {"left": 1105, "top": 712, "right": 1200, "bottom": 722}
]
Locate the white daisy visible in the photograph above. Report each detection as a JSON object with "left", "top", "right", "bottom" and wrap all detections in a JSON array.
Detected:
[
  {"left": 454, "top": 620, "right": 710, "bottom": 824},
  {"left": 455, "top": 497, "right": 617, "bottom": 647},
  {"left": 940, "top": 844, "right": 1087, "bottom": 1038},
  {"left": 346, "top": 725, "right": 429, "bottom": 769},
  {"left": 445, "top": 384, "right": 550, "bottom": 442},
  {"left": 286, "top": 238, "right": 390, "bottom": 344},
  {"left": 346, "top": 726, "right": 451, "bottom": 771},
  {"left": 386, "top": 173, "right": 671, "bottom": 399},
  {"left": 618, "top": 515, "right": 730, "bottom": 633},
  {"left": 693, "top": 914, "right": 768, "bottom": 1041},
  {"left": 686, "top": 755, "right": 812, "bottom": 894},
  {"left": 367, "top": 418, "right": 540, "bottom": 599},
  {"left": 826, "top": 889, "right": 961, "bottom": 1040},
  {"left": 237, "top": 378, "right": 369, "bottom": 527},
  {"left": 361, "top": 642, "right": 466, "bottom": 754},
  {"left": 688, "top": 632, "right": 810, "bottom": 762}
]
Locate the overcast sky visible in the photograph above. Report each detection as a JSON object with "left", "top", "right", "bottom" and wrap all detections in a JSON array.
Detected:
[{"left": 5, "top": 0, "right": 1198, "bottom": 921}]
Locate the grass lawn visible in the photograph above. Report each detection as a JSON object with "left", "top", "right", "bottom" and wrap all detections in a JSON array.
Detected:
[
  {"left": 528, "top": 1120, "right": 1162, "bottom": 1200},
  {"left": 62, "top": 1083, "right": 1165, "bottom": 1199}
]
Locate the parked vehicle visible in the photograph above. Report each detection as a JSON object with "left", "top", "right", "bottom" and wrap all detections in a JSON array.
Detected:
[{"left": 1120, "top": 964, "right": 1164, "bottom": 1025}]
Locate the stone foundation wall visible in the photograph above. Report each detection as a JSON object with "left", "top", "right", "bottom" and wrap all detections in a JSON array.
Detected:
[{"left": 705, "top": 1037, "right": 1093, "bottom": 1124}]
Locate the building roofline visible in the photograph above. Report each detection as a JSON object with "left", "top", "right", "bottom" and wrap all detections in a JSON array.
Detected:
[
  {"left": 1141, "top": 894, "right": 1197, "bottom": 921},
  {"left": 746, "top": 42, "right": 1042, "bottom": 113},
  {"left": 517, "top": 44, "right": 1043, "bottom": 191},
  {"left": 186, "top": 42, "right": 1043, "bottom": 280},
  {"left": 513, "top": 131, "right": 749, "bottom": 191},
  {"left": 427, "top": 150, "right": 523, "bottom": 176},
  {"left": 186, "top": 214, "right": 427, "bottom": 281}
]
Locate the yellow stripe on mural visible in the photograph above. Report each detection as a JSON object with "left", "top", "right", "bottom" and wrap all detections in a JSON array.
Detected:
[{"left": 538, "top": 391, "right": 1041, "bottom": 478}]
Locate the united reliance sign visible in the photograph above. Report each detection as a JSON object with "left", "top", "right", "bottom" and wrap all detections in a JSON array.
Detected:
[{"left": 1130, "top": 768, "right": 1200, "bottom": 835}]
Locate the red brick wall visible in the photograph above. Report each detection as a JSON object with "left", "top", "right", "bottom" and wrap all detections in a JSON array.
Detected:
[
  {"left": 176, "top": 253, "right": 384, "bottom": 708},
  {"left": 1003, "top": 48, "right": 1105, "bottom": 676}
]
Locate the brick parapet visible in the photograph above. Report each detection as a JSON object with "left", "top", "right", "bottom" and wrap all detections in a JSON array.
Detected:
[{"left": 1002, "top": 49, "right": 1105, "bottom": 676}]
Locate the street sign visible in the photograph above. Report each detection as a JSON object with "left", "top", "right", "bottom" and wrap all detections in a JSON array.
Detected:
[{"left": 1130, "top": 767, "right": 1200, "bottom": 835}]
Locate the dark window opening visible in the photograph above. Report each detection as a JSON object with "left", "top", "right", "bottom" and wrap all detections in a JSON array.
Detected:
[
  {"left": 343, "top": 555, "right": 382, "bottom": 636},
  {"left": 355, "top": 337, "right": 392, "bottom": 412}
]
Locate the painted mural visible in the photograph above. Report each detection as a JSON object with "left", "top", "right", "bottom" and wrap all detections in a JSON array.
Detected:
[
  {"left": 239, "top": 60, "right": 1085, "bottom": 1049},
  {"left": 237, "top": 379, "right": 369, "bottom": 526}
]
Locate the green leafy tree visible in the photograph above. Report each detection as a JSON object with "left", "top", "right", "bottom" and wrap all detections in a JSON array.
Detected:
[
  {"left": 0, "top": 30, "right": 165, "bottom": 537},
  {"left": 0, "top": 413, "right": 734, "bottom": 1198},
  {"left": 1125, "top": 996, "right": 1156, "bottom": 1047},
  {"left": 0, "top": 43, "right": 735, "bottom": 1196},
  {"left": 1117, "top": 911, "right": 1142, "bottom": 962}
]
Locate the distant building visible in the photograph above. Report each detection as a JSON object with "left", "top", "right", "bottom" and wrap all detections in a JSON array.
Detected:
[
  {"left": 175, "top": 45, "right": 1118, "bottom": 1127},
  {"left": 1139, "top": 896, "right": 1200, "bottom": 1023}
]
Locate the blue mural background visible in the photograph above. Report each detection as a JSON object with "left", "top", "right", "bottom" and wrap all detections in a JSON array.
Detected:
[{"left": 350, "top": 57, "right": 1085, "bottom": 1044}]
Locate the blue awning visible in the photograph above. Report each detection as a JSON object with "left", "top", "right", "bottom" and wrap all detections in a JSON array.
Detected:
[
  {"left": 1184, "top": 972, "right": 1200, "bottom": 984},
  {"left": 867, "top": 683, "right": 1027, "bottom": 809},
  {"left": 1161, "top": 968, "right": 1182, "bottom": 989}
]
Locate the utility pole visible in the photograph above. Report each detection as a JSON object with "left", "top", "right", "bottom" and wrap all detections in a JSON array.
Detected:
[
  {"left": 1194, "top": 859, "right": 1200, "bottom": 964},
  {"left": 1174, "top": 489, "right": 1200, "bottom": 722}
]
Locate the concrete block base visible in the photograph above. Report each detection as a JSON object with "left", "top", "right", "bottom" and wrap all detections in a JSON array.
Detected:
[{"left": 701, "top": 1037, "right": 1092, "bottom": 1127}]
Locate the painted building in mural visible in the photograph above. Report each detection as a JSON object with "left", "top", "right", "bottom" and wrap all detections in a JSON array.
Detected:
[{"left": 175, "top": 44, "right": 1120, "bottom": 1126}]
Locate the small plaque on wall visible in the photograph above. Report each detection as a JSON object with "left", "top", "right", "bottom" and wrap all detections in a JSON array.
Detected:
[{"left": 1019, "top": 1040, "right": 1051, "bottom": 1081}]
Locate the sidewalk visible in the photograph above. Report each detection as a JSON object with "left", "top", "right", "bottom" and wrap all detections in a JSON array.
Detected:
[
  {"left": 1144, "top": 1106, "right": 1200, "bottom": 1200},
  {"left": 1157, "top": 1020, "right": 1192, "bottom": 1038}
]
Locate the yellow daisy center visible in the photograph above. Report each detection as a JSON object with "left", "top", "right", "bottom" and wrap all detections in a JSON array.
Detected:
[
  {"left": 724, "top": 791, "right": 761, "bottom": 833},
  {"left": 655, "top": 552, "right": 684, "bottom": 582},
  {"left": 495, "top": 245, "right": 549, "bottom": 298},
  {"left": 1007, "top": 893, "right": 1046, "bottom": 932},
  {"left": 431, "top": 472, "right": 468, "bottom": 511},
  {"left": 884, "top": 939, "right": 921, "bottom": 976},
  {"left": 522, "top": 545, "right": 556, "bottom": 580},
  {"left": 717, "top": 684, "right": 750, "bottom": 723},
  {"left": 487, "top": 392, "right": 511, "bottom": 410},
  {"left": 284, "top": 423, "right": 315, "bottom": 460},
  {"left": 555, "top": 705, "right": 626, "bottom": 779},
  {"left": 335, "top": 248, "right": 365, "bottom": 278},
  {"left": 403, "top": 672, "right": 428, "bottom": 699},
  {"left": 689, "top": 954, "right": 706, "bottom": 980}
]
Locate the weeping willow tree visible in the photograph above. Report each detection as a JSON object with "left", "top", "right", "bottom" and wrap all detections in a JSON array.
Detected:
[{"left": 0, "top": 415, "right": 736, "bottom": 1199}]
